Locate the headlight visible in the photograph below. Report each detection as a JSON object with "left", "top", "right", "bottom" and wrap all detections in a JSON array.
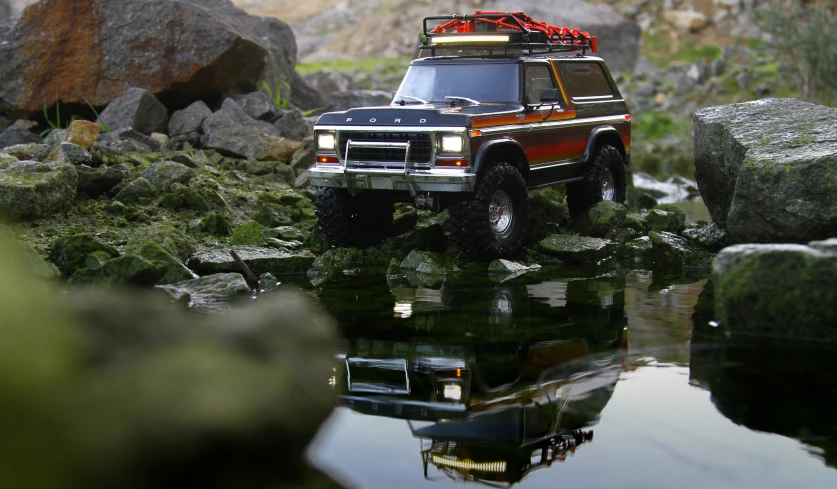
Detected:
[
  {"left": 443, "top": 383, "right": 462, "bottom": 401},
  {"left": 440, "top": 135, "right": 463, "bottom": 153},
  {"left": 317, "top": 132, "right": 335, "bottom": 151}
]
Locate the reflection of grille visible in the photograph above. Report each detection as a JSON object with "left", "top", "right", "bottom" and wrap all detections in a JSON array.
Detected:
[{"left": 339, "top": 132, "right": 433, "bottom": 166}]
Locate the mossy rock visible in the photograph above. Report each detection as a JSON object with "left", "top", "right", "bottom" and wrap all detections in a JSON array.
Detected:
[
  {"left": 307, "top": 247, "right": 390, "bottom": 280},
  {"left": 197, "top": 213, "right": 232, "bottom": 236},
  {"left": 537, "top": 234, "right": 618, "bottom": 264},
  {"left": 68, "top": 255, "right": 167, "bottom": 286},
  {"left": 48, "top": 234, "right": 120, "bottom": 277},
  {"left": 0, "top": 162, "right": 78, "bottom": 221},
  {"left": 230, "top": 220, "right": 266, "bottom": 246},
  {"left": 571, "top": 200, "right": 627, "bottom": 237},
  {"left": 529, "top": 188, "right": 570, "bottom": 241},
  {"left": 649, "top": 231, "right": 714, "bottom": 269},
  {"left": 399, "top": 249, "right": 460, "bottom": 276},
  {"left": 114, "top": 177, "right": 157, "bottom": 204},
  {"left": 302, "top": 227, "right": 331, "bottom": 254},
  {"left": 392, "top": 205, "right": 418, "bottom": 235},
  {"left": 139, "top": 242, "right": 194, "bottom": 285},
  {"left": 265, "top": 226, "right": 305, "bottom": 242},
  {"left": 16, "top": 241, "right": 61, "bottom": 280},
  {"left": 682, "top": 221, "right": 727, "bottom": 252},
  {"left": 158, "top": 183, "right": 210, "bottom": 212},
  {"left": 624, "top": 214, "right": 648, "bottom": 233},
  {"left": 125, "top": 224, "right": 197, "bottom": 262},
  {"left": 188, "top": 247, "right": 316, "bottom": 276},
  {"left": 253, "top": 203, "right": 294, "bottom": 227},
  {"left": 618, "top": 236, "right": 654, "bottom": 263},
  {"left": 84, "top": 250, "right": 113, "bottom": 270},
  {"left": 646, "top": 204, "right": 687, "bottom": 234}
]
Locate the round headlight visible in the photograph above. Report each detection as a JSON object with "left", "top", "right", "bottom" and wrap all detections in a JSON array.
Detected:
[
  {"left": 441, "top": 135, "right": 463, "bottom": 153},
  {"left": 317, "top": 133, "right": 335, "bottom": 150}
]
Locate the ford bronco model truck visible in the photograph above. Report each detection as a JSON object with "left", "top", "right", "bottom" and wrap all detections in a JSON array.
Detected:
[{"left": 310, "top": 12, "right": 631, "bottom": 258}]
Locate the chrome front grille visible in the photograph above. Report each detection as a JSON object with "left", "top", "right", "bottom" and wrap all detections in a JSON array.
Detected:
[{"left": 338, "top": 131, "right": 433, "bottom": 168}]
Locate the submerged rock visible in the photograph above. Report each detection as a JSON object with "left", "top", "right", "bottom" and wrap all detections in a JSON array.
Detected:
[
  {"left": 649, "top": 231, "right": 714, "bottom": 269},
  {"left": 307, "top": 247, "right": 389, "bottom": 281},
  {"left": 0, "top": 161, "right": 77, "bottom": 221},
  {"left": 399, "top": 249, "right": 459, "bottom": 276},
  {"left": 537, "top": 234, "right": 618, "bottom": 264},
  {"left": 49, "top": 234, "right": 120, "bottom": 277},
  {"left": 157, "top": 272, "right": 253, "bottom": 309},
  {"left": 694, "top": 99, "right": 837, "bottom": 243},
  {"left": 188, "top": 247, "right": 316, "bottom": 276},
  {"left": 713, "top": 241, "right": 837, "bottom": 339}
]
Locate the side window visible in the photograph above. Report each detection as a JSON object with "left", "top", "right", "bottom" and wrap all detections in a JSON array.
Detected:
[
  {"left": 524, "top": 64, "right": 559, "bottom": 105},
  {"left": 557, "top": 62, "right": 614, "bottom": 99}
]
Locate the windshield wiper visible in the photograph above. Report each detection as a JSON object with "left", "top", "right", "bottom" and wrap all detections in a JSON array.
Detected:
[
  {"left": 445, "top": 95, "right": 481, "bottom": 106},
  {"left": 395, "top": 94, "right": 429, "bottom": 105}
]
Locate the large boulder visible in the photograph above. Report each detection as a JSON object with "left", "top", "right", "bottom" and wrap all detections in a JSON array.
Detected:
[
  {"left": 0, "top": 161, "right": 77, "bottom": 221},
  {"left": 0, "top": 0, "right": 322, "bottom": 118},
  {"left": 713, "top": 240, "right": 837, "bottom": 340},
  {"left": 201, "top": 99, "right": 302, "bottom": 161},
  {"left": 694, "top": 99, "right": 837, "bottom": 244}
]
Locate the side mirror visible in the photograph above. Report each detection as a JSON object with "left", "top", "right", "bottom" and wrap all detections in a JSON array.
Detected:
[{"left": 539, "top": 88, "right": 560, "bottom": 103}]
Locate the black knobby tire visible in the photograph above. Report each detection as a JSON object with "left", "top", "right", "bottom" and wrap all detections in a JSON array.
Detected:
[
  {"left": 448, "top": 163, "right": 530, "bottom": 259},
  {"left": 566, "top": 144, "right": 626, "bottom": 216},
  {"left": 314, "top": 187, "right": 393, "bottom": 247}
]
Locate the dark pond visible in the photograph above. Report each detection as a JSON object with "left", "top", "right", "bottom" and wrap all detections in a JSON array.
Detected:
[{"left": 303, "top": 266, "right": 837, "bottom": 489}]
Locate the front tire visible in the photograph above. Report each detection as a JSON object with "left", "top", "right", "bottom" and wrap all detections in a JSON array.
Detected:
[
  {"left": 314, "top": 188, "right": 393, "bottom": 247},
  {"left": 566, "top": 145, "right": 626, "bottom": 216},
  {"left": 449, "top": 163, "right": 530, "bottom": 259}
]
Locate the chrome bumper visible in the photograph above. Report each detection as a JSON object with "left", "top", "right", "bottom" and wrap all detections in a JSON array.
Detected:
[{"left": 309, "top": 167, "right": 476, "bottom": 193}]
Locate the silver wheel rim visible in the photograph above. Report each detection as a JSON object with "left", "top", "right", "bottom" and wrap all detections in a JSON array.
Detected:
[
  {"left": 489, "top": 189, "right": 514, "bottom": 236},
  {"left": 602, "top": 168, "right": 616, "bottom": 201}
]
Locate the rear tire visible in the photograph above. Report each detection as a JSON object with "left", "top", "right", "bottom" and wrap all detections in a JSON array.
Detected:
[
  {"left": 314, "top": 188, "right": 393, "bottom": 247},
  {"left": 448, "top": 163, "right": 530, "bottom": 259},
  {"left": 566, "top": 145, "right": 626, "bottom": 216}
]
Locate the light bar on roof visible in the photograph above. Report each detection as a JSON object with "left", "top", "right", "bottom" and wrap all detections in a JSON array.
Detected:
[{"left": 431, "top": 34, "right": 510, "bottom": 45}]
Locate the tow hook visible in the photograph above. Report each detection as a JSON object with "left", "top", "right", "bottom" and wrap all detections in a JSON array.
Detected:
[{"left": 415, "top": 192, "right": 441, "bottom": 212}]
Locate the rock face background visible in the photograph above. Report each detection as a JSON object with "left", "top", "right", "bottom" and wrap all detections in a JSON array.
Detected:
[
  {"left": 0, "top": 0, "right": 323, "bottom": 119},
  {"left": 694, "top": 98, "right": 837, "bottom": 244}
]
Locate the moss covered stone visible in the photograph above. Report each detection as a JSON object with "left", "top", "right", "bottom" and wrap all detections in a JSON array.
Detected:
[
  {"left": 619, "top": 235, "right": 654, "bottom": 263},
  {"left": 139, "top": 242, "right": 194, "bottom": 285},
  {"left": 624, "top": 214, "right": 648, "bottom": 233},
  {"left": 114, "top": 177, "right": 157, "bottom": 204},
  {"left": 84, "top": 251, "right": 113, "bottom": 270},
  {"left": 156, "top": 272, "right": 253, "bottom": 309},
  {"left": 399, "top": 250, "right": 460, "bottom": 276},
  {"left": 682, "top": 221, "right": 727, "bottom": 252},
  {"left": 648, "top": 231, "right": 714, "bottom": 269},
  {"left": 537, "top": 234, "right": 618, "bottom": 264},
  {"left": 302, "top": 227, "right": 331, "bottom": 254},
  {"left": 646, "top": 204, "right": 687, "bottom": 233},
  {"left": 69, "top": 255, "right": 167, "bottom": 286},
  {"left": 529, "top": 188, "right": 569, "bottom": 241},
  {"left": 0, "top": 162, "right": 78, "bottom": 221},
  {"left": 138, "top": 161, "right": 195, "bottom": 191},
  {"left": 125, "top": 224, "right": 197, "bottom": 262},
  {"left": 158, "top": 183, "right": 210, "bottom": 212},
  {"left": 49, "top": 234, "right": 120, "bottom": 277},
  {"left": 187, "top": 247, "right": 316, "bottom": 276},
  {"left": 572, "top": 200, "right": 628, "bottom": 237},
  {"left": 197, "top": 213, "right": 231, "bottom": 236},
  {"left": 308, "top": 247, "right": 390, "bottom": 280},
  {"left": 266, "top": 226, "right": 305, "bottom": 242},
  {"left": 392, "top": 205, "right": 417, "bottom": 235},
  {"left": 230, "top": 220, "right": 266, "bottom": 246}
]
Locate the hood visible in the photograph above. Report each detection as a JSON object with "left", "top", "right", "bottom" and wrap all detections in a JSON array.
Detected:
[{"left": 315, "top": 103, "right": 523, "bottom": 128}]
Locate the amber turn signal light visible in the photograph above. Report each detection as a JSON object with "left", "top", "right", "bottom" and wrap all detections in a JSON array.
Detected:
[{"left": 318, "top": 156, "right": 340, "bottom": 164}]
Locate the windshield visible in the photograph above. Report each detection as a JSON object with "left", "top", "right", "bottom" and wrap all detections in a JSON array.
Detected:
[{"left": 393, "top": 63, "right": 521, "bottom": 104}]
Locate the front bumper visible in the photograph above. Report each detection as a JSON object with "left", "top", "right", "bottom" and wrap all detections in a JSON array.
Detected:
[{"left": 309, "top": 166, "right": 476, "bottom": 193}]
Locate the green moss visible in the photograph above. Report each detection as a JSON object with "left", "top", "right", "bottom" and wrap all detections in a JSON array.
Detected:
[
  {"left": 68, "top": 255, "right": 166, "bottom": 286},
  {"left": 198, "top": 213, "right": 232, "bottom": 236},
  {"left": 125, "top": 224, "right": 197, "bottom": 262},
  {"left": 138, "top": 242, "right": 193, "bottom": 285},
  {"left": 48, "top": 234, "right": 120, "bottom": 277},
  {"left": 229, "top": 220, "right": 266, "bottom": 246}
]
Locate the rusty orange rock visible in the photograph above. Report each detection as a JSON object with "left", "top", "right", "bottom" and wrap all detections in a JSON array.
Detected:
[{"left": 63, "top": 120, "right": 101, "bottom": 150}]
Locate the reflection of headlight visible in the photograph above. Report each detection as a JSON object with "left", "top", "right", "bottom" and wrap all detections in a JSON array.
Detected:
[
  {"left": 317, "top": 132, "right": 335, "bottom": 150},
  {"left": 440, "top": 135, "right": 463, "bottom": 153},
  {"left": 443, "top": 383, "right": 462, "bottom": 401}
]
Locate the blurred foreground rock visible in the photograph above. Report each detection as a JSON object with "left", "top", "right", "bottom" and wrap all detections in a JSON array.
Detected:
[{"left": 0, "top": 236, "right": 344, "bottom": 489}]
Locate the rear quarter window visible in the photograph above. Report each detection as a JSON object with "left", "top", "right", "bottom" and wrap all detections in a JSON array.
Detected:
[{"left": 557, "top": 62, "right": 614, "bottom": 99}]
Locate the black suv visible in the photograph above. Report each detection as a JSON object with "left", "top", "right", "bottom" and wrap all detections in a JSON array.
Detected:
[{"left": 310, "top": 12, "right": 630, "bottom": 258}]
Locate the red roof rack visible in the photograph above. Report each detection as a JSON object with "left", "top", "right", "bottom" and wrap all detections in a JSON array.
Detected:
[{"left": 419, "top": 11, "right": 598, "bottom": 57}]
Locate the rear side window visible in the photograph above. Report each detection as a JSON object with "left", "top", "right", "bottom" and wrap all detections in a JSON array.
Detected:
[
  {"left": 557, "top": 62, "right": 613, "bottom": 99},
  {"left": 524, "top": 64, "right": 559, "bottom": 104}
]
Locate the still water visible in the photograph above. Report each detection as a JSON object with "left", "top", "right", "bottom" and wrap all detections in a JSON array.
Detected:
[{"left": 303, "top": 266, "right": 837, "bottom": 489}]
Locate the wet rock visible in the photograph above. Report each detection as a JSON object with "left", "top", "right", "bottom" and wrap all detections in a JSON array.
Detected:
[
  {"left": 125, "top": 224, "right": 197, "bottom": 262},
  {"left": 646, "top": 204, "right": 687, "bottom": 233},
  {"left": 307, "top": 247, "right": 389, "bottom": 282},
  {"left": 266, "top": 226, "right": 305, "bottom": 242},
  {"left": 98, "top": 88, "right": 168, "bottom": 135},
  {"left": 392, "top": 205, "right": 418, "bottom": 235},
  {"left": 0, "top": 120, "right": 41, "bottom": 148},
  {"left": 188, "top": 247, "right": 316, "bottom": 276},
  {"left": 399, "top": 249, "right": 459, "bottom": 276},
  {"left": 237, "top": 91, "right": 279, "bottom": 122},
  {"left": 54, "top": 142, "right": 92, "bottom": 166},
  {"left": 529, "top": 188, "right": 569, "bottom": 241},
  {"left": 114, "top": 177, "right": 158, "bottom": 204},
  {"left": 138, "top": 242, "right": 194, "bottom": 285},
  {"left": 258, "top": 272, "right": 280, "bottom": 292},
  {"left": 197, "top": 213, "right": 232, "bottom": 236},
  {"left": 624, "top": 214, "right": 647, "bottom": 233},
  {"left": 619, "top": 235, "right": 654, "bottom": 262},
  {"left": 572, "top": 200, "right": 627, "bottom": 237},
  {"left": 48, "top": 234, "right": 120, "bottom": 277},
  {"left": 76, "top": 164, "right": 130, "bottom": 194},
  {"left": 273, "top": 109, "right": 312, "bottom": 141},
  {"left": 138, "top": 161, "right": 195, "bottom": 192},
  {"left": 229, "top": 220, "right": 267, "bottom": 246},
  {"left": 63, "top": 120, "right": 101, "bottom": 150},
  {"left": 537, "top": 234, "right": 618, "bottom": 264},
  {"left": 69, "top": 254, "right": 167, "bottom": 286},
  {"left": 694, "top": 99, "right": 837, "bottom": 243},
  {"left": 713, "top": 242, "right": 837, "bottom": 339},
  {"left": 302, "top": 227, "right": 331, "bottom": 254},
  {"left": 290, "top": 136, "right": 315, "bottom": 170},
  {"left": 604, "top": 227, "right": 640, "bottom": 244},
  {"left": 649, "top": 231, "right": 714, "bottom": 269},
  {"left": 0, "top": 161, "right": 77, "bottom": 221},
  {"left": 2, "top": 142, "right": 50, "bottom": 161},
  {"left": 682, "top": 221, "right": 727, "bottom": 252},
  {"left": 201, "top": 99, "right": 302, "bottom": 161},
  {"left": 488, "top": 259, "right": 541, "bottom": 273},
  {"left": 157, "top": 272, "right": 253, "bottom": 309}
]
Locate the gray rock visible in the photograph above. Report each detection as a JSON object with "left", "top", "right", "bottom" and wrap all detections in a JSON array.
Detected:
[
  {"left": 694, "top": 99, "right": 837, "bottom": 243},
  {"left": 0, "top": 161, "right": 77, "bottom": 221},
  {"left": 168, "top": 101, "right": 211, "bottom": 138},
  {"left": 619, "top": 235, "right": 654, "bottom": 262},
  {"left": 710, "top": 58, "right": 727, "bottom": 77},
  {"left": 112, "top": 128, "right": 162, "bottom": 152},
  {"left": 682, "top": 221, "right": 727, "bottom": 251},
  {"left": 157, "top": 272, "right": 253, "bottom": 310},
  {"left": 290, "top": 136, "right": 315, "bottom": 170},
  {"left": 237, "top": 91, "right": 279, "bottom": 122},
  {"left": 98, "top": 88, "right": 168, "bottom": 135},
  {"left": 713, "top": 242, "right": 837, "bottom": 339},
  {"left": 329, "top": 90, "right": 392, "bottom": 111},
  {"left": 76, "top": 164, "right": 130, "bottom": 194},
  {"left": 0, "top": 142, "right": 50, "bottom": 161},
  {"left": 138, "top": 242, "right": 194, "bottom": 285},
  {"left": 201, "top": 99, "right": 302, "bottom": 161},
  {"left": 43, "top": 128, "right": 67, "bottom": 149},
  {"left": 258, "top": 272, "right": 280, "bottom": 292},
  {"left": 266, "top": 226, "right": 305, "bottom": 241},
  {"left": 273, "top": 109, "right": 312, "bottom": 141},
  {"left": 187, "top": 247, "right": 316, "bottom": 276},
  {"left": 138, "top": 161, "right": 195, "bottom": 192},
  {"left": 0, "top": 120, "right": 41, "bottom": 149},
  {"left": 649, "top": 231, "right": 714, "bottom": 269},
  {"left": 487, "top": 259, "right": 541, "bottom": 273},
  {"left": 0, "top": 152, "right": 16, "bottom": 168},
  {"left": 537, "top": 234, "right": 618, "bottom": 263},
  {"left": 303, "top": 69, "right": 353, "bottom": 100},
  {"left": 54, "top": 142, "right": 92, "bottom": 166}
]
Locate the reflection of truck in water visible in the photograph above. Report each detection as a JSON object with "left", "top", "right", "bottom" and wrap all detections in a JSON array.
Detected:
[{"left": 329, "top": 273, "right": 627, "bottom": 485}]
